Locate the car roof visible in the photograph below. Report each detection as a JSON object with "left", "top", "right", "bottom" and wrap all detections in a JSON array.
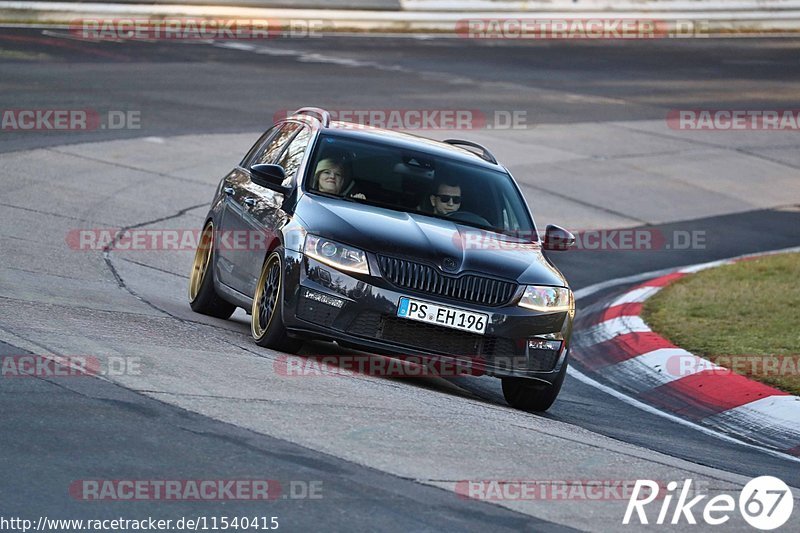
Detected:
[{"left": 290, "top": 118, "right": 506, "bottom": 172}]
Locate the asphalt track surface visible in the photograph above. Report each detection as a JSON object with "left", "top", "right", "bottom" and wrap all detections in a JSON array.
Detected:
[{"left": 2, "top": 29, "right": 800, "bottom": 531}]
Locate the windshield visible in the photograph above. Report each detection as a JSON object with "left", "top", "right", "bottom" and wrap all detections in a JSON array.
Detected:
[{"left": 304, "top": 134, "right": 536, "bottom": 235}]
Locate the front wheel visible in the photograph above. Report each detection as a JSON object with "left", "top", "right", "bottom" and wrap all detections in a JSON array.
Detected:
[
  {"left": 188, "top": 221, "right": 236, "bottom": 319},
  {"left": 501, "top": 359, "right": 567, "bottom": 412},
  {"left": 251, "top": 249, "right": 303, "bottom": 353}
]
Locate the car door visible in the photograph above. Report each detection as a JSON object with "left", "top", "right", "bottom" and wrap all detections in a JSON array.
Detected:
[
  {"left": 237, "top": 124, "right": 313, "bottom": 297},
  {"left": 216, "top": 123, "right": 300, "bottom": 294}
]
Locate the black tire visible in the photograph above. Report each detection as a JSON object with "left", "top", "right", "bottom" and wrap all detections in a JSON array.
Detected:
[
  {"left": 501, "top": 360, "right": 567, "bottom": 412},
  {"left": 251, "top": 248, "right": 303, "bottom": 353},
  {"left": 188, "top": 221, "right": 236, "bottom": 319}
]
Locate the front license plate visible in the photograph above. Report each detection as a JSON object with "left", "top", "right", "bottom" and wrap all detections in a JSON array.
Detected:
[{"left": 396, "top": 297, "right": 489, "bottom": 335}]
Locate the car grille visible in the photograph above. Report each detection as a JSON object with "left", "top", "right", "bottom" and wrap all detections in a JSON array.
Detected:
[
  {"left": 346, "top": 312, "right": 559, "bottom": 371},
  {"left": 347, "top": 311, "right": 519, "bottom": 360},
  {"left": 377, "top": 255, "right": 517, "bottom": 307}
]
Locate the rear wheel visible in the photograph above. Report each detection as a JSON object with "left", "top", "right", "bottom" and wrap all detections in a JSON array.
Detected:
[
  {"left": 188, "top": 221, "right": 236, "bottom": 319},
  {"left": 501, "top": 359, "right": 567, "bottom": 412},
  {"left": 251, "top": 249, "right": 303, "bottom": 353}
]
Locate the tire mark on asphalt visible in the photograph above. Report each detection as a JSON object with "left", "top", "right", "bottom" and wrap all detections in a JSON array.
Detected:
[
  {"left": 95, "top": 203, "right": 421, "bottom": 391},
  {"left": 517, "top": 181, "right": 647, "bottom": 225},
  {"left": 45, "top": 147, "right": 219, "bottom": 186},
  {"left": 612, "top": 123, "right": 800, "bottom": 172},
  {"left": 0, "top": 201, "right": 116, "bottom": 225},
  {"left": 118, "top": 256, "right": 189, "bottom": 279},
  {"left": 214, "top": 41, "right": 630, "bottom": 106},
  {"left": 101, "top": 202, "right": 207, "bottom": 298},
  {"left": 733, "top": 147, "right": 800, "bottom": 171},
  {"left": 0, "top": 32, "right": 132, "bottom": 61}
]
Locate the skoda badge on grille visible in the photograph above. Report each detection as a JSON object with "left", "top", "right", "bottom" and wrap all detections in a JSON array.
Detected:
[{"left": 442, "top": 257, "right": 458, "bottom": 272}]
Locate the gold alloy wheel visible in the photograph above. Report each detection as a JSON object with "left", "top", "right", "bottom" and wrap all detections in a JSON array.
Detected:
[
  {"left": 188, "top": 222, "right": 214, "bottom": 302},
  {"left": 251, "top": 253, "right": 281, "bottom": 340}
]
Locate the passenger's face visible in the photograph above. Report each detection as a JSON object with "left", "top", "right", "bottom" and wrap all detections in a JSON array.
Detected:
[
  {"left": 317, "top": 166, "right": 345, "bottom": 194},
  {"left": 431, "top": 185, "right": 462, "bottom": 215}
]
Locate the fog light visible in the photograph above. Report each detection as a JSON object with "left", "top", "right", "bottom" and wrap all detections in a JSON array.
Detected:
[
  {"left": 526, "top": 338, "right": 563, "bottom": 372},
  {"left": 528, "top": 339, "right": 562, "bottom": 351}
]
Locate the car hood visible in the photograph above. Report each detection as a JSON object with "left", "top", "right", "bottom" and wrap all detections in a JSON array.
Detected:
[{"left": 295, "top": 194, "right": 567, "bottom": 287}]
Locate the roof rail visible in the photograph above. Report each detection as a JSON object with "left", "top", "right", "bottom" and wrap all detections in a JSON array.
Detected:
[
  {"left": 292, "top": 107, "right": 331, "bottom": 127},
  {"left": 442, "top": 139, "right": 498, "bottom": 165}
]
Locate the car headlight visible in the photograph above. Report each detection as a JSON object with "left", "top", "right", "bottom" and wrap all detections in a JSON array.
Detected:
[
  {"left": 518, "top": 285, "right": 572, "bottom": 312},
  {"left": 304, "top": 234, "right": 370, "bottom": 275}
]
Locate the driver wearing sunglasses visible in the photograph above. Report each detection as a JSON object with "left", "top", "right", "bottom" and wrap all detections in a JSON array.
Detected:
[{"left": 429, "top": 180, "right": 462, "bottom": 217}]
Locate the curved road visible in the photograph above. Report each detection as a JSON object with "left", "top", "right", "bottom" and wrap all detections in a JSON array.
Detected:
[{"left": 2, "top": 29, "right": 800, "bottom": 531}]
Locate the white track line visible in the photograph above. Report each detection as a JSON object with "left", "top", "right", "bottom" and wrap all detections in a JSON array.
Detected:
[{"left": 566, "top": 365, "right": 800, "bottom": 465}]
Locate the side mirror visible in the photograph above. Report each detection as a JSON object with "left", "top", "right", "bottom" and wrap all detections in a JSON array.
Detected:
[
  {"left": 542, "top": 224, "right": 575, "bottom": 251},
  {"left": 250, "top": 164, "right": 292, "bottom": 194}
]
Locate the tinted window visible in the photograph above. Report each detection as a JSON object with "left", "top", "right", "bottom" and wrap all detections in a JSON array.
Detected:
[
  {"left": 275, "top": 126, "right": 311, "bottom": 186},
  {"left": 305, "top": 134, "right": 534, "bottom": 234},
  {"left": 252, "top": 123, "right": 301, "bottom": 166},
  {"left": 241, "top": 126, "right": 277, "bottom": 167}
]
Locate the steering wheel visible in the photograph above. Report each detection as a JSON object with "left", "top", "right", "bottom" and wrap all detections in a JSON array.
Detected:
[{"left": 446, "top": 210, "right": 492, "bottom": 227}]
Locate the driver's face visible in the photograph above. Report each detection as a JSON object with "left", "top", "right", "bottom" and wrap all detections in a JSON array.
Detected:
[
  {"left": 431, "top": 184, "right": 461, "bottom": 216},
  {"left": 317, "top": 167, "right": 345, "bottom": 194}
]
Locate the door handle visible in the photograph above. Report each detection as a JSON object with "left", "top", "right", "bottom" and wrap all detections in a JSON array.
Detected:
[
  {"left": 243, "top": 197, "right": 257, "bottom": 206},
  {"left": 223, "top": 187, "right": 235, "bottom": 196}
]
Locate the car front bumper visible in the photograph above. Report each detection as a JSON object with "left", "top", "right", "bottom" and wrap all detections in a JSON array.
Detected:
[{"left": 281, "top": 250, "right": 573, "bottom": 384}]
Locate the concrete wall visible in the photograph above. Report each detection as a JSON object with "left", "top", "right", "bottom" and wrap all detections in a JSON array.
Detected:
[
  {"left": 404, "top": 0, "right": 800, "bottom": 11},
  {"left": 28, "top": 0, "right": 800, "bottom": 11},
  {"left": 36, "top": 0, "right": 403, "bottom": 10}
]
